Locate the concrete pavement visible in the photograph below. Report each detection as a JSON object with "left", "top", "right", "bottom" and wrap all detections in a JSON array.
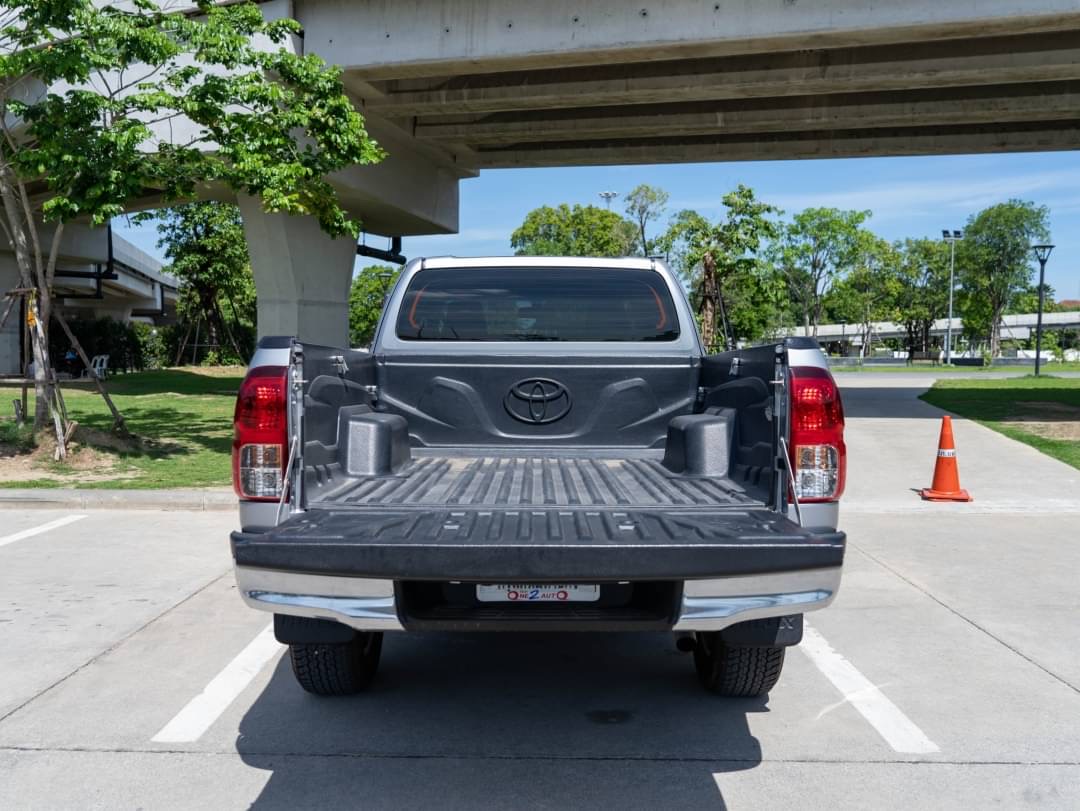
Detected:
[{"left": 1, "top": 372, "right": 1078, "bottom": 809}]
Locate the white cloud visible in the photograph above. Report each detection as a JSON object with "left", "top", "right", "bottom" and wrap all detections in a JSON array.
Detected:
[
  {"left": 670, "top": 165, "right": 1080, "bottom": 224},
  {"left": 767, "top": 167, "right": 1080, "bottom": 222}
]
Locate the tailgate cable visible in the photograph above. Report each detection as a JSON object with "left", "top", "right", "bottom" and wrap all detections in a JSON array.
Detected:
[
  {"left": 275, "top": 435, "right": 300, "bottom": 525},
  {"left": 777, "top": 436, "right": 804, "bottom": 527}
]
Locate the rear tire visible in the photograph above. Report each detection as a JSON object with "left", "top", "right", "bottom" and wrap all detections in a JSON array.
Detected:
[
  {"left": 289, "top": 632, "right": 383, "bottom": 696},
  {"left": 693, "top": 632, "right": 785, "bottom": 697}
]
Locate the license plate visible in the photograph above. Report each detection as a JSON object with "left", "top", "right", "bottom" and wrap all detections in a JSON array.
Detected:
[{"left": 476, "top": 584, "right": 600, "bottom": 603}]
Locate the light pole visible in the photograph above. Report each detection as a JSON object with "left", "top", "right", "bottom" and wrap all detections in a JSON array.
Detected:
[
  {"left": 1030, "top": 244, "right": 1055, "bottom": 376},
  {"left": 942, "top": 229, "right": 963, "bottom": 364},
  {"left": 599, "top": 191, "right": 618, "bottom": 210}
]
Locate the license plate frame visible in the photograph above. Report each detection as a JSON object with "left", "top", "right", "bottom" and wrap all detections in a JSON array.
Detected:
[{"left": 476, "top": 583, "right": 601, "bottom": 603}]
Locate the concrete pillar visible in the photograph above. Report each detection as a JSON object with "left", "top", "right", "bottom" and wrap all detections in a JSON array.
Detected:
[{"left": 237, "top": 195, "right": 357, "bottom": 347}]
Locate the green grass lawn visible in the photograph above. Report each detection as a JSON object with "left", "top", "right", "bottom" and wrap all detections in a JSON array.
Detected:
[
  {"left": 920, "top": 376, "right": 1080, "bottom": 470},
  {"left": 0, "top": 367, "right": 243, "bottom": 489}
]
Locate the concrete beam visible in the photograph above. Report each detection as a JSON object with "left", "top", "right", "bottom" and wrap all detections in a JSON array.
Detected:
[
  {"left": 416, "top": 82, "right": 1080, "bottom": 145},
  {"left": 237, "top": 195, "right": 357, "bottom": 345},
  {"left": 365, "top": 31, "right": 1080, "bottom": 116},
  {"left": 473, "top": 122, "right": 1080, "bottom": 168},
  {"left": 298, "top": 0, "right": 1080, "bottom": 79},
  {"left": 326, "top": 114, "right": 472, "bottom": 236}
]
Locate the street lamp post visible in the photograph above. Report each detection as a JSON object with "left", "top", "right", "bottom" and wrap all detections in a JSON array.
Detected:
[
  {"left": 1030, "top": 244, "right": 1055, "bottom": 376},
  {"left": 599, "top": 191, "right": 618, "bottom": 210},
  {"left": 942, "top": 229, "right": 963, "bottom": 364}
]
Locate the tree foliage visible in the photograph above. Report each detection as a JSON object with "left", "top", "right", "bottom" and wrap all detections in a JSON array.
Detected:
[
  {"left": 893, "top": 238, "right": 951, "bottom": 355},
  {"left": 660, "top": 185, "right": 781, "bottom": 350},
  {"left": 824, "top": 234, "right": 902, "bottom": 356},
  {"left": 772, "top": 208, "right": 871, "bottom": 335},
  {"left": 141, "top": 202, "right": 254, "bottom": 363},
  {"left": 624, "top": 183, "right": 669, "bottom": 256},
  {"left": 510, "top": 204, "right": 635, "bottom": 257},
  {"left": 349, "top": 264, "right": 400, "bottom": 347},
  {"left": 956, "top": 200, "right": 1050, "bottom": 357},
  {"left": 0, "top": 0, "right": 382, "bottom": 434}
]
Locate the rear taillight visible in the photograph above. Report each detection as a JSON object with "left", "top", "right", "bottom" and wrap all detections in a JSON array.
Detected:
[
  {"left": 232, "top": 366, "right": 288, "bottom": 501},
  {"left": 789, "top": 365, "right": 846, "bottom": 502}
]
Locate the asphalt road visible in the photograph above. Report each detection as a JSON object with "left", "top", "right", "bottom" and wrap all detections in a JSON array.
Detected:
[{"left": 1, "top": 374, "right": 1078, "bottom": 809}]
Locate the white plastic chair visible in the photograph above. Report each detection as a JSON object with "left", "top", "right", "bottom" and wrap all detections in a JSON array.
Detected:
[{"left": 83, "top": 354, "right": 110, "bottom": 379}]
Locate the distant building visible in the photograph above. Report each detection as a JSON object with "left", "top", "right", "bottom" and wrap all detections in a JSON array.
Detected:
[{"left": 0, "top": 224, "right": 178, "bottom": 376}]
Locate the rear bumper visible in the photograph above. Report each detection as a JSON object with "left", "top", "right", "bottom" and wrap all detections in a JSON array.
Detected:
[
  {"left": 231, "top": 506, "right": 844, "bottom": 632},
  {"left": 234, "top": 565, "right": 842, "bottom": 633}
]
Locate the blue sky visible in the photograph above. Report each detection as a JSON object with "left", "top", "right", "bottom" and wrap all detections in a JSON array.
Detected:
[{"left": 115, "top": 150, "right": 1080, "bottom": 302}]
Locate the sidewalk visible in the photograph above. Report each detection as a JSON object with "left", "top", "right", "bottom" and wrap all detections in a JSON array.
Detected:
[
  {"left": 0, "top": 488, "right": 235, "bottom": 512},
  {"left": 838, "top": 374, "right": 1080, "bottom": 515}
]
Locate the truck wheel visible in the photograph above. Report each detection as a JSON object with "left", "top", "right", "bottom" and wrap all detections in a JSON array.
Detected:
[
  {"left": 693, "top": 632, "right": 785, "bottom": 697},
  {"left": 289, "top": 632, "right": 383, "bottom": 696}
]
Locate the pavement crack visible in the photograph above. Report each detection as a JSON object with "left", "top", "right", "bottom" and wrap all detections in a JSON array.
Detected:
[
  {"left": 0, "top": 569, "right": 234, "bottom": 727},
  {"left": 850, "top": 542, "right": 1080, "bottom": 697},
  {"left": 2, "top": 745, "right": 1080, "bottom": 767}
]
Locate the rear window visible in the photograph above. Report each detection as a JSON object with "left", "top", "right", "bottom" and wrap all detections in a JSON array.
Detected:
[{"left": 395, "top": 267, "right": 680, "bottom": 342}]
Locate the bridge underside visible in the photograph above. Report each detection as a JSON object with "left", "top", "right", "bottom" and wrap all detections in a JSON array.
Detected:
[
  {"left": 306, "top": 1, "right": 1080, "bottom": 168},
  {"left": 252, "top": 0, "right": 1080, "bottom": 344}
]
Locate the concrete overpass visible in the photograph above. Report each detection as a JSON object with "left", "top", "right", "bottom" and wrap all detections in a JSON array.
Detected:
[
  {"left": 0, "top": 227, "right": 178, "bottom": 376},
  {"left": 324, "top": 0, "right": 1080, "bottom": 168},
  {"left": 227, "top": 0, "right": 1080, "bottom": 346}
]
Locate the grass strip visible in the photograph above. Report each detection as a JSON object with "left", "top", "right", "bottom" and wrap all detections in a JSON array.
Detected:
[{"left": 920, "top": 376, "right": 1080, "bottom": 470}]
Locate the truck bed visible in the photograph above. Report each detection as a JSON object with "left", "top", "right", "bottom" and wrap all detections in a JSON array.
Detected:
[
  {"left": 234, "top": 452, "right": 844, "bottom": 582},
  {"left": 311, "top": 453, "right": 760, "bottom": 510}
]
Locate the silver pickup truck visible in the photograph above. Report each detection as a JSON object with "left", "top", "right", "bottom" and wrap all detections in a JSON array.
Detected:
[{"left": 229, "top": 256, "right": 847, "bottom": 698}]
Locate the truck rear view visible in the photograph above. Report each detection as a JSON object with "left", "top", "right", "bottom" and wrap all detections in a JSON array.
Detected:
[{"left": 229, "top": 257, "right": 846, "bottom": 698}]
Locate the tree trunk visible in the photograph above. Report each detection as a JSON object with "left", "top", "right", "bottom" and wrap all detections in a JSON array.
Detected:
[
  {"left": 699, "top": 254, "right": 719, "bottom": 351},
  {"left": 716, "top": 287, "right": 731, "bottom": 351},
  {"left": 990, "top": 299, "right": 1004, "bottom": 359},
  {"left": 174, "top": 321, "right": 193, "bottom": 366},
  {"left": 53, "top": 310, "right": 127, "bottom": 434},
  {"left": 0, "top": 176, "right": 51, "bottom": 431},
  {"left": 216, "top": 302, "right": 244, "bottom": 359}
]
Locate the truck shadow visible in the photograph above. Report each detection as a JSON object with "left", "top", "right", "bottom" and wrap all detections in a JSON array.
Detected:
[
  {"left": 838, "top": 386, "right": 945, "bottom": 418},
  {"left": 235, "top": 632, "right": 765, "bottom": 809}
]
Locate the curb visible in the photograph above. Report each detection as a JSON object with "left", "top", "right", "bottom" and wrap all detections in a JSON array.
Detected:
[{"left": 0, "top": 488, "right": 236, "bottom": 512}]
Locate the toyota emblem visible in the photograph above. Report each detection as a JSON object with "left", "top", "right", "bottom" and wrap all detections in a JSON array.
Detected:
[{"left": 504, "top": 378, "right": 572, "bottom": 424}]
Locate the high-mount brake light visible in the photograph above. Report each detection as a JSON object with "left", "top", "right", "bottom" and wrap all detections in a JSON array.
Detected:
[
  {"left": 232, "top": 366, "right": 288, "bottom": 501},
  {"left": 788, "top": 366, "right": 846, "bottom": 502}
]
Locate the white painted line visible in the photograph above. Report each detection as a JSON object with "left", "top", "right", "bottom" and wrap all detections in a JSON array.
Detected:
[
  {"left": 0, "top": 514, "right": 87, "bottom": 548},
  {"left": 799, "top": 622, "right": 940, "bottom": 755},
  {"left": 152, "top": 623, "right": 279, "bottom": 743}
]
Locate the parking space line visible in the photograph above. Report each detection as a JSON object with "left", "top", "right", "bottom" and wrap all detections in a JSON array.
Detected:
[
  {"left": 0, "top": 514, "right": 87, "bottom": 548},
  {"left": 152, "top": 622, "right": 279, "bottom": 744},
  {"left": 800, "top": 623, "right": 939, "bottom": 755}
]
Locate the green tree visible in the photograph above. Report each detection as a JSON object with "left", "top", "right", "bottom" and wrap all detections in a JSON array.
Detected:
[
  {"left": 0, "top": 0, "right": 381, "bottom": 437},
  {"left": 349, "top": 264, "right": 400, "bottom": 347},
  {"left": 510, "top": 204, "right": 635, "bottom": 257},
  {"left": 140, "top": 202, "right": 254, "bottom": 364},
  {"left": 624, "top": 184, "right": 669, "bottom": 255},
  {"left": 893, "top": 238, "right": 950, "bottom": 356},
  {"left": 824, "top": 234, "right": 901, "bottom": 357},
  {"left": 660, "top": 185, "right": 781, "bottom": 350},
  {"left": 772, "top": 208, "right": 871, "bottom": 336},
  {"left": 957, "top": 200, "right": 1050, "bottom": 357}
]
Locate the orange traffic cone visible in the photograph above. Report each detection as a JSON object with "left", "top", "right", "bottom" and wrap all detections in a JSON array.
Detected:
[{"left": 920, "top": 415, "right": 973, "bottom": 502}]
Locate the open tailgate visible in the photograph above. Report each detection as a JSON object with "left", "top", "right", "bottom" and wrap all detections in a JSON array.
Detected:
[{"left": 231, "top": 506, "right": 845, "bottom": 582}]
